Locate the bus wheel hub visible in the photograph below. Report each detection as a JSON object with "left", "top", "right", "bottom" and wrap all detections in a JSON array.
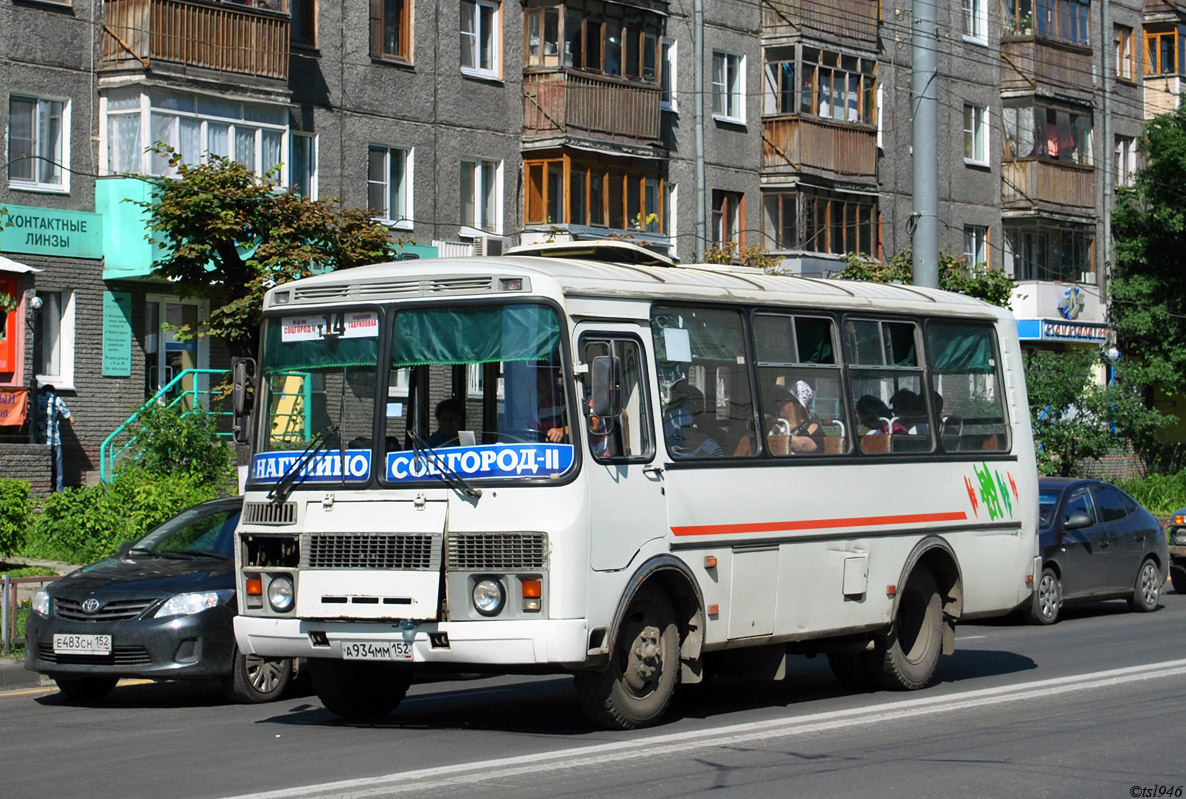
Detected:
[{"left": 626, "top": 625, "right": 662, "bottom": 692}]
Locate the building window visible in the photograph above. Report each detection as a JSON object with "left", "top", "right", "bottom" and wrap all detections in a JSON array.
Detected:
[
  {"left": 963, "top": 103, "right": 989, "bottom": 165},
  {"left": 370, "top": 0, "right": 410, "bottom": 62},
  {"left": 712, "top": 190, "right": 743, "bottom": 245},
  {"left": 1145, "top": 26, "right": 1185, "bottom": 75},
  {"left": 962, "top": 0, "right": 986, "bottom": 42},
  {"left": 291, "top": 0, "right": 316, "bottom": 47},
  {"left": 797, "top": 48, "right": 877, "bottom": 124},
  {"left": 290, "top": 133, "right": 317, "bottom": 198},
  {"left": 1002, "top": 105, "right": 1093, "bottom": 165},
  {"left": 1002, "top": 0, "right": 1034, "bottom": 35},
  {"left": 524, "top": 156, "right": 663, "bottom": 232},
  {"left": 763, "top": 58, "right": 796, "bottom": 115},
  {"left": 1115, "top": 135, "right": 1136, "bottom": 187},
  {"left": 660, "top": 39, "right": 677, "bottom": 111},
  {"left": 36, "top": 289, "right": 76, "bottom": 390},
  {"left": 368, "top": 145, "right": 411, "bottom": 226},
  {"left": 762, "top": 190, "right": 877, "bottom": 256},
  {"left": 524, "top": 7, "right": 560, "bottom": 67},
  {"left": 1115, "top": 25, "right": 1134, "bottom": 81},
  {"left": 1031, "top": 0, "right": 1090, "bottom": 44},
  {"left": 1006, "top": 223, "right": 1094, "bottom": 282},
  {"left": 712, "top": 52, "right": 744, "bottom": 123},
  {"left": 8, "top": 96, "right": 68, "bottom": 191},
  {"left": 461, "top": 0, "right": 500, "bottom": 78},
  {"left": 561, "top": 4, "right": 662, "bottom": 82},
  {"left": 964, "top": 225, "right": 989, "bottom": 267},
  {"left": 461, "top": 158, "right": 500, "bottom": 233}
]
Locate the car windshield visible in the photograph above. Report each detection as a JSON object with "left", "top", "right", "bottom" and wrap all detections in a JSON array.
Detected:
[
  {"left": 1038, "top": 490, "right": 1061, "bottom": 527},
  {"left": 133, "top": 505, "right": 241, "bottom": 559}
]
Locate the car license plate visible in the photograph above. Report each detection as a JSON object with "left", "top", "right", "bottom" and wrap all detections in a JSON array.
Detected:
[
  {"left": 53, "top": 634, "right": 112, "bottom": 655},
  {"left": 340, "top": 640, "right": 413, "bottom": 661}
]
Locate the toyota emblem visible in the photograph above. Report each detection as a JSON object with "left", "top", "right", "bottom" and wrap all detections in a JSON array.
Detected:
[{"left": 81, "top": 598, "right": 101, "bottom": 614}]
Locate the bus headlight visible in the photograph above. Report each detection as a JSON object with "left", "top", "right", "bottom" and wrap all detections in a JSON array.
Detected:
[
  {"left": 472, "top": 578, "right": 505, "bottom": 617},
  {"left": 267, "top": 575, "right": 295, "bottom": 613}
]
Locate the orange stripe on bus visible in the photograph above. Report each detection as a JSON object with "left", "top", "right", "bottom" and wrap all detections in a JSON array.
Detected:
[{"left": 670, "top": 511, "right": 969, "bottom": 537}]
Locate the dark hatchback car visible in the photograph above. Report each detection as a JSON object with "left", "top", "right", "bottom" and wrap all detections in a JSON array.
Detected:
[
  {"left": 1030, "top": 478, "right": 1168, "bottom": 624},
  {"left": 25, "top": 497, "right": 292, "bottom": 703}
]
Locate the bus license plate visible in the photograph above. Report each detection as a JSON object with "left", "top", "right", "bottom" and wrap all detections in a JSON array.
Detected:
[
  {"left": 340, "top": 641, "right": 413, "bottom": 661},
  {"left": 53, "top": 634, "right": 112, "bottom": 655}
]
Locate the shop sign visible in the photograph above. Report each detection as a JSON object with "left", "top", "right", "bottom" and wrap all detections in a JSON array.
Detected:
[{"left": 0, "top": 205, "right": 103, "bottom": 259}]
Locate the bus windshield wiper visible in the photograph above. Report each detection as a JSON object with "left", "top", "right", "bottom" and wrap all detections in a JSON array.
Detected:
[
  {"left": 268, "top": 425, "right": 340, "bottom": 504},
  {"left": 409, "top": 431, "right": 482, "bottom": 500}
]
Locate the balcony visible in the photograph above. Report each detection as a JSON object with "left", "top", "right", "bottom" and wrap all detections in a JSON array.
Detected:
[
  {"left": 1001, "top": 159, "right": 1095, "bottom": 212},
  {"left": 523, "top": 71, "right": 661, "bottom": 147},
  {"left": 762, "top": 0, "right": 878, "bottom": 49},
  {"left": 1145, "top": 75, "right": 1183, "bottom": 119},
  {"left": 101, "top": 0, "right": 289, "bottom": 82},
  {"left": 1001, "top": 36, "right": 1092, "bottom": 102},
  {"left": 762, "top": 116, "right": 877, "bottom": 182}
]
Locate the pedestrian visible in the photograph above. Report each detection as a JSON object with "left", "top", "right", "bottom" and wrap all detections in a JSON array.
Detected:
[{"left": 39, "top": 384, "right": 73, "bottom": 492}]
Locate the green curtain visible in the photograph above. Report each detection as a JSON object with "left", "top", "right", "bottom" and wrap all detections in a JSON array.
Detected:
[
  {"left": 262, "top": 320, "right": 378, "bottom": 374},
  {"left": 927, "top": 322, "right": 995, "bottom": 374},
  {"left": 391, "top": 304, "right": 561, "bottom": 367}
]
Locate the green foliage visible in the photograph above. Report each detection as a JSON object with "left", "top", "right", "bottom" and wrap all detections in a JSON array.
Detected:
[
  {"left": 134, "top": 147, "right": 398, "bottom": 359},
  {"left": 123, "top": 404, "right": 236, "bottom": 489},
  {"left": 0, "top": 479, "right": 31, "bottom": 556},
  {"left": 24, "top": 471, "right": 217, "bottom": 564},
  {"left": 838, "top": 246, "right": 1016, "bottom": 307},
  {"left": 702, "top": 241, "right": 782, "bottom": 269},
  {"left": 1116, "top": 470, "right": 1186, "bottom": 516},
  {"left": 1112, "top": 102, "right": 1186, "bottom": 396},
  {"left": 0, "top": 566, "right": 59, "bottom": 578}
]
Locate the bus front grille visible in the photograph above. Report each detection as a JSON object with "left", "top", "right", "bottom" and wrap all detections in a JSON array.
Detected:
[
  {"left": 305, "top": 533, "right": 438, "bottom": 570},
  {"left": 447, "top": 533, "right": 548, "bottom": 571}
]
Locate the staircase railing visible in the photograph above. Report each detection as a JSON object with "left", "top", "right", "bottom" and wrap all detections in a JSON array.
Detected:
[{"left": 99, "top": 368, "right": 232, "bottom": 482}]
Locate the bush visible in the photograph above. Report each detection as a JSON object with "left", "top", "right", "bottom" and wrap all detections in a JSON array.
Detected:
[
  {"left": 24, "top": 471, "right": 217, "bottom": 564},
  {"left": 0, "top": 479, "right": 32, "bottom": 556},
  {"left": 121, "top": 403, "right": 236, "bottom": 490},
  {"left": 1116, "top": 470, "right": 1186, "bottom": 516}
]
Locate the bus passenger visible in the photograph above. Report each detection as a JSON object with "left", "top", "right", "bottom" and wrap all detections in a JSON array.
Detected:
[
  {"left": 856, "top": 395, "right": 907, "bottom": 435},
  {"left": 769, "top": 384, "right": 823, "bottom": 454},
  {"left": 663, "top": 381, "right": 723, "bottom": 458},
  {"left": 426, "top": 397, "right": 464, "bottom": 447},
  {"left": 533, "top": 365, "right": 569, "bottom": 442}
]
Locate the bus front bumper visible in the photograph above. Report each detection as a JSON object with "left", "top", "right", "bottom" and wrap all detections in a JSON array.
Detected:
[{"left": 234, "top": 616, "right": 589, "bottom": 667}]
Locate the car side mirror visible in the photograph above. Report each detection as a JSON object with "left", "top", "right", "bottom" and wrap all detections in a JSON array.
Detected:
[
  {"left": 232, "top": 358, "right": 256, "bottom": 446},
  {"left": 590, "top": 355, "right": 622, "bottom": 418},
  {"left": 1064, "top": 510, "right": 1093, "bottom": 530},
  {"left": 117, "top": 541, "right": 134, "bottom": 558}
]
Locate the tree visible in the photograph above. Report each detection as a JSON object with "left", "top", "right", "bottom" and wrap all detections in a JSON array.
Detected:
[
  {"left": 837, "top": 246, "right": 1016, "bottom": 307},
  {"left": 1111, "top": 103, "right": 1186, "bottom": 397},
  {"left": 135, "top": 148, "right": 397, "bottom": 360}
]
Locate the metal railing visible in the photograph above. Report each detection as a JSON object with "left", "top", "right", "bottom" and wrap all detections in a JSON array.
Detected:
[
  {"left": 2, "top": 574, "right": 60, "bottom": 654},
  {"left": 99, "top": 369, "right": 232, "bottom": 483}
]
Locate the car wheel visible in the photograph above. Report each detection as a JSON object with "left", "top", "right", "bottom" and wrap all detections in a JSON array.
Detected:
[
  {"left": 1171, "top": 561, "right": 1186, "bottom": 595},
  {"left": 1127, "top": 558, "right": 1161, "bottom": 613},
  {"left": 54, "top": 676, "right": 119, "bottom": 702},
  {"left": 223, "top": 649, "right": 293, "bottom": 704},
  {"left": 1029, "top": 567, "right": 1061, "bottom": 625},
  {"left": 868, "top": 567, "right": 944, "bottom": 690},
  {"left": 309, "top": 659, "right": 412, "bottom": 721}
]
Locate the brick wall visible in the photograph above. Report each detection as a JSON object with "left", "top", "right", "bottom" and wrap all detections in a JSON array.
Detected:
[{"left": 0, "top": 444, "right": 52, "bottom": 498}]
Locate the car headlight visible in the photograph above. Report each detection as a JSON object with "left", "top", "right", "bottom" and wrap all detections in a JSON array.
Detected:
[
  {"left": 31, "top": 589, "right": 50, "bottom": 618},
  {"left": 154, "top": 589, "right": 234, "bottom": 619},
  {"left": 472, "top": 578, "right": 505, "bottom": 617},
  {"left": 267, "top": 575, "right": 294, "bottom": 613}
]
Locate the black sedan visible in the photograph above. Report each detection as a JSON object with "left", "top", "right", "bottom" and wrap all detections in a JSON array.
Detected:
[
  {"left": 1030, "top": 478, "right": 1168, "bottom": 624},
  {"left": 1167, "top": 508, "right": 1186, "bottom": 593},
  {"left": 24, "top": 497, "right": 292, "bottom": 703}
]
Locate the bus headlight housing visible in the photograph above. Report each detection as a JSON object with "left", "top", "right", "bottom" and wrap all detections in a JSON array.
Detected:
[
  {"left": 267, "top": 574, "right": 295, "bottom": 613},
  {"left": 472, "top": 578, "right": 505, "bottom": 617}
]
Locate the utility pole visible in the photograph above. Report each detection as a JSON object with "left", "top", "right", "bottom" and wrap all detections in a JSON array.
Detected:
[
  {"left": 912, "top": 0, "right": 940, "bottom": 288},
  {"left": 694, "top": 0, "right": 706, "bottom": 260}
]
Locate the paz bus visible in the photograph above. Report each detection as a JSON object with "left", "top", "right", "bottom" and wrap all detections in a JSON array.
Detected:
[{"left": 231, "top": 241, "right": 1038, "bottom": 729}]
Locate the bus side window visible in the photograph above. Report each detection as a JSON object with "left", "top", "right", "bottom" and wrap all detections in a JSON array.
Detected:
[{"left": 581, "top": 337, "right": 652, "bottom": 461}]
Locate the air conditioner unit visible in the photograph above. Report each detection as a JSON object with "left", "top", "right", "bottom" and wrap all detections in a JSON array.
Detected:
[{"left": 473, "top": 235, "right": 504, "bottom": 257}]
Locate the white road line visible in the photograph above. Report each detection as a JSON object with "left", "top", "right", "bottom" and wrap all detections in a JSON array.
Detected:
[
  {"left": 956, "top": 635, "right": 987, "bottom": 641},
  {"left": 224, "top": 659, "right": 1186, "bottom": 799}
]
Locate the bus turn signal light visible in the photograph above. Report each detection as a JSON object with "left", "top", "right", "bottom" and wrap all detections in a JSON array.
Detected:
[
  {"left": 522, "top": 579, "right": 542, "bottom": 612},
  {"left": 246, "top": 577, "right": 263, "bottom": 596}
]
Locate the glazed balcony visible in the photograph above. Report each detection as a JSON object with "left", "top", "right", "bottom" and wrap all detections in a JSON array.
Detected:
[
  {"left": 1001, "top": 36, "right": 1092, "bottom": 102},
  {"left": 762, "top": 0, "right": 878, "bottom": 49},
  {"left": 762, "top": 116, "right": 877, "bottom": 182},
  {"left": 523, "top": 71, "right": 661, "bottom": 147},
  {"left": 101, "top": 0, "right": 289, "bottom": 82},
  {"left": 1002, "top": 159, "right": 1095, "bottom": 212}
]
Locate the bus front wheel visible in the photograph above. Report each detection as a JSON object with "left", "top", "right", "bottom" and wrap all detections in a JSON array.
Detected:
[
  {"left": 309, "top": 659, "right": 411, "bottom": 721},
  {"left": 870, "top": 567, "right": 943, "bottom": 691},
  {"left": 576, "top": 588, "right": 680, "bottom": 730}
]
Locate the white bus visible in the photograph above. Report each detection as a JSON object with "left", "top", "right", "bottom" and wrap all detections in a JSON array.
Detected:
[{"left": 232, "top": 242, "right": 1039, "bottom": 729}]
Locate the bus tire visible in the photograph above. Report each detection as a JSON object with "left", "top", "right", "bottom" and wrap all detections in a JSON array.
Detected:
[
  {"left": 309, "top": 659, "right": 411, "bottom": 721},
  {"left": 576, "top": 588, "right": 679, "bottom": 730},
  {"left": 871, "top": 567, "right": 943, "bottom": 691},
  {"left": 827, "top": 652, "right": 876, "bottom": 692}
]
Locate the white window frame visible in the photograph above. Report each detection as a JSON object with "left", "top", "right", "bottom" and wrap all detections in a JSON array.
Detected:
[
  {"left": 368, "top": 145, "right": 413, "bottom": 229},
  {"left": 711, "top": 51, "right": 745, "bottom": 124},
  {"left": 962, "top": 0, "right": 987, "bottom": 43},
  {"left": 963, "top": 103, "right": 989, "bottom": 165},
  {"left": 963, "top": 225, "right": 989, "bottom": 268},
  {"left": 460, "top": 0, "right": 501, "bottom": 79},
  {"left": 1115, "top": 135, "right": 1136, "bottom": 187},
  {"left": 36, "top": 289, "right": 76, "bottom": 391},
  {"left": 8, "top": 95, "right": 69, "bottom": 193},
  {"left": 661, "top": 39, "right": 678, "bottom": 113},
  {"left": 290, "top": 132, "right": 318, "bottom": 199},
  {"left": 460, "top": 157, "right": 502, "bottom": 236}
]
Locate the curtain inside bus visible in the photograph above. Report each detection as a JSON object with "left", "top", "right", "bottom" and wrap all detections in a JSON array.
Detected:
[{"left": 391, "top": 305, "right": 561, "bottom": 367}]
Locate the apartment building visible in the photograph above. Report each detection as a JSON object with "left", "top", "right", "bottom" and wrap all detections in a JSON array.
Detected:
[{"left": 0, "top": 0, "right": 1164, "bottom": 488}]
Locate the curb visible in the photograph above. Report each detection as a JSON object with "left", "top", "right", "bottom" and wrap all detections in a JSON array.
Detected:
[{"left": 0, "top": 660, "right": 50, "bottom": 691}]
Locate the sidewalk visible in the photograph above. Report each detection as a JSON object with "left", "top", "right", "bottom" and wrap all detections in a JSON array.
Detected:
[{"left": 0, "top": 658, "right": 50, "bottom": 691}]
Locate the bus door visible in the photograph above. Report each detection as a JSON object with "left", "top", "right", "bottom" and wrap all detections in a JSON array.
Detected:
[{"left": 576, "top": 329, "right": 666, "bottom": 572}]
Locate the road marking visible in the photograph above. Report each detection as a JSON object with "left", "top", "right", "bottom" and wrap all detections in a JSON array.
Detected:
[
  {"left": 956, "top": 634, "right": 986, "bottom": 641},
  {"left": 0, "top": 677, "right": 154, "bottom": 700},
  {"left": 225, "top": 658, "right": 1186, "bottom": 799}
]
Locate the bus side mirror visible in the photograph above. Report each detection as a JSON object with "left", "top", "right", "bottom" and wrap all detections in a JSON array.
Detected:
[
  {"left": 232, "top": 358, "right": 256, "bottom": 446},
  {"left": 590, "top": 355, "right": 622, "bottom": 418}
]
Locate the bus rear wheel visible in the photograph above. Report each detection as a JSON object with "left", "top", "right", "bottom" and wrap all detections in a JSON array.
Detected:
[
  {"left": 309, "top": 659, "right": 412, "bottom": 721},
  {"left": 576, "top": 588, "right": 679, "bottom": 730},
  {"left": 870, "top": 567, "right": 943, "bottom": 691}
]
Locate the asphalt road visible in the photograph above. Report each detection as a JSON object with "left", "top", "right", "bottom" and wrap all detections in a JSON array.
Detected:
[{"left": 4, "top": 592, "right": 1185, "bottom": 799}]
